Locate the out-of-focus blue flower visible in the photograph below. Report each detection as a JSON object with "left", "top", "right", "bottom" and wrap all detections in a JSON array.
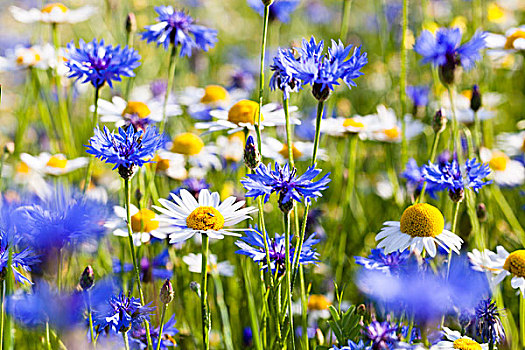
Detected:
[
  {"left": 130, "top": 315, "right": 179, "bottom": 350},
  {"left": 423, "top": 158, "right": 492, "bottom": 194},
  {"left": 7, "top": 282, "right": 84, "bottom": 331},
  {"left": 140, "top": 6, "right": 217, "bottom": 56},
  {"left": 86, "top": 126, "right": 164, "bottom": 171},
  {"left": 235, "top": 227, "right": 319, "bottom": 274},
  {"left": 354, "top": 248, "right": 411, "bottom": 275},
  {"left": 93, "top": 292, "right": 154, "bottom": 334},
  {"left": 414, "top": 28, "right": 486, "bottom": 71},
  {"left": 475, "top": 298, "right": 505, "bottom": 344},
  {"left": 243, "top": 326, "right": 253, "bottom": 347},
  {"left": 270, "top": 47, "right": 302, "bottom": 99},
  {"left": 65, "top": 39, "right": 140, "bottom": 88},
  {"left": 113, "top": 249, "right": 172, "bottom": 283},
  {"left": 332, "top": 339, "right": 367, "bottom": 350},
  {"left": 247, "top": 0, "right": 300, "bottom": 23},
  {"left": 406, "top": 85, "right": 429, "bottom": 108},
  {"left": 364, "top": 321, "right": 398, "bottom": 349},
  {"left": 401, "top": 158, "right": 438, "bottom": 199},
  {"left": 229, "top": 69, "right": 255, "bottom": 91},
  {"left": 171, "top": 178, "right": 210, "bottom": 199},
  {"left": 0, "top": 231, "right": 39, "bottom": 285},
  {"left": 241, "top": 163, "right": 331, "bottom": 204},
  {"left": 305, "top": 0, "right": 333, "bottom": 24}
]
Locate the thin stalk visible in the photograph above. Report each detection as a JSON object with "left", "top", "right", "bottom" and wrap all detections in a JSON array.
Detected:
[
  {"left": 242, "top": 259, "right": 263, "bottom": 350},
  {"left": 0, "top": 151, "right": 7, "bottom": 193},
  {"left": 400, "top": 0, "right": 409, "bottom": 166},
  {"left": 473, "top": 110, "right": 482, "bottom": 153},
  {"left": 159, "top": 45, "right": 178, "bottom": 135},
  {"left": 491, "top": 186, "right": 525, "bottom": 245},
  {"left": 155, "top": 304, "right": 167, "bottom": 350},
  {"left": 283, "top": 212, "right": 295, "bottom": 349},
  {"left": 3, "top": 246, "right": 13, "bottom": 350},
  {"left": 339, "top": 0, "right": 353, "bottom": 41},
  {"left": 254, "top": 4, "right": 270, "bottom": 154},
  {"left": 441, "top": 201, "right": 461, "bottom": 327},
  {"left": 521, "top": 296, "right": 525, "bottom": 348},
  {"left": 124, "top": 178, "right": 153, "bottom": 350},
  {"left": 0, "top": 283, "right": 4, "bottom": 347},
  {"left": 212, "top": 273, "right": 234, "bottom": 350},
  {"left": 82, "top": 86, "right": 101, "bottom": 194},
  {"left": 57, "top": 248, "right": 62, "bottom": 291},
  {"left": 124, "top": 30, "right": 135, "bottom": 101},
  {"left": 84, "top": 291, "right": 96, "bottom": 348},
  {"left": 447, "top": 85, "right": 463, "bottom": 164},
  {"left": 46, "top": 322, "right": 52, "bottom": 350},
  {"left": 417, "top": 130, "right": 442, "bottom": 202},
  {"left": 123, "top": 332, "right": 130, "bottom": 350},
  {"left": 201, "top": 235, "right": 210, "bottom": 350}
]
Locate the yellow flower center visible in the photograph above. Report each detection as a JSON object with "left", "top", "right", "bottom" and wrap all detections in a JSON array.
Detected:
[
  {"left": 186, "top": 206, "right": 224, "bottom": 231},
  {"left": 228, "top": 100, "right": 260, "bottom": 125},
  {"left": 343, "top": 118, "right": 365, "bottom": 129},
  {"left": 452, "top": 338, "right": 482, "bottom": 350},
  {"left": 122, "top": 101, "right": 151, "bottom": 118},
  {"left": 489, "top": 151, "right": 509, "bottom": 171},
  {"left": 152, "top": 155, "right": 170, "bottom": 171},
  {"left": 207, "top": 262, "right": 219, "bottom": 274},
  {"left": 131, "top": 208, "right": 159, "bottom": 233},
  {"left": 171, "top": 133, "right": 204, "bottom": 156},
  {"left": 16, "top": 48, "right": 41, "bottom": 66},
  {"left": 307, "top": 295, "right": 331, "bottom": 310},
  {"left": 16, "top": 162, "right": 30, "bottom": 174},
  {"left": 200, "top": 85, "right": 229, "bottom": 104},
  {"left": 279, "top": 143, "right": 302, "bottom": 159},
  {"left": 521, "top": 138, "right": 525, "bottom": 153},
  {"left": 503, "top": 250, "right": 525, "bottom": 278},
  {"left": 505, "top": 30, "right": 525, "bottom": 49},
  {"left": 383, "top": 127, "right": 401, "bottom": 140},
  {"left": 487, "top": 3, "right": 505, "bottom": 23},
  {"left": 400, "top": 203, "right": 445, "bottom": 238},
  {"left": 41, "top": 3, "right": 69, "bottom": 13},
  {"left": 461, "top": 90, "right": 473, "bottom": 100},
  {"left": 46, "top": 155, "right": 68, "bottom": 169}
]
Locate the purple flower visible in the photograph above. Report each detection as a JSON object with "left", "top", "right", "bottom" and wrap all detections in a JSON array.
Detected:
[
  {"left": 354, "top": 248, "right": 411, "bottom": 275},
  {"left": 423, "top": 158, "right": 492, "bottom": 194},
  {"left": 269, "top": 47, "right": 302, "bottom": 99},
  {"left": 406, "top": 85, "right": 429, "bottom": 108},
  {"left": 247, "top": 0, "right": 300, "bottom": 23},
  {"left": 363, "top": 321, "right": 398, "bottom": 349}
]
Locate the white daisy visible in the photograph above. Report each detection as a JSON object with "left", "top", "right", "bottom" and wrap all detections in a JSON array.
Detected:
[
  {"left": 485, "top": 25, "right": 525, "bottom": 52},
  {"left": 496, "top": 130, "right": 525, "bottom": 157},
  {"left": 176, "top": 84, "right": 248, "bottom": 108},
  {"left": 438, "top": 90, "right": 503, "bottom": 124},
  {"left": 216, "top": 134, "right": 245, "bottom": 163},
  {"left": 154, "top": 189, "right": 257, "bottom": 244},
  {"left": 430, "top": 327, "right": 488, "bottom": 349},
  {"left": 468, "top": 245, "right": 525, "bottom": 296},
  {"left": 320, "top": 115, "right": 370, "bottom": 138},
  {"left": 366, "top": 105, "right": 424, "bottom": 143},
  {"left": 2, "top": 161, "right": 50, "bottom": 198},
  {"left": 182, "top": 253, "right": 235, "bottom": 277},
  {"left": 167, "top": 133, "right": 222, "bottom": 171},
  {"left": 20, "top": 152, "right": 88, "bottom": 176},
  {"left": 261, "top": 136, "right": 327, "bottom": 163},
  {"left": 195, "top": 100, "right": 300, "bottom": 134},
  {"left": 9, "top": 3, "right": 96, "bottom": 24},
  {"left": 105, "top": 205, "right": 173, "bottom": 247},
  {"left": 480, "top": 147, "right": 525, "bottom": 187},
  {"left": 94, "top": 96, "right": 182, "bottom": 128},
  {"left": 375, "top": 203, "right": 463, "bottom": 257}
]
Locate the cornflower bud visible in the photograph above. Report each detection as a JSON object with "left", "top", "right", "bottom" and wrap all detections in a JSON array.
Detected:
[
  {"left": 160, "top": 279, "right": 175, "bottom": 304},
  {"left": 477, "top": 203, "right": 488, "bottom": 222},
  {"left": 126, "top": 12, "right": 137, "bottom": 34},
  {"left": 470, "top": 85, "right": 482, "bottom": 112},
  {"left": 243, "top": 135, "right": 261, "bottom": 170},
  {"left": 79, "top": 265, "right": 95, "bottom": 291},
  {"left": 432, "top": 109, "right": 447, "bottom": 134}
]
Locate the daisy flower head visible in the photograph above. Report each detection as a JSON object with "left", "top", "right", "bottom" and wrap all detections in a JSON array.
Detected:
[
  {"left": 413, "top": 27, "right": 486, "bottom": 84},
  {"left": 261, "top": 137, "right": 328, "bottom": 163},
  {"left": 430, "top": 327, "right": 488, "bottom": 350},
  {"left": 480, "top": 147, "right": 525, "bottom": 187},
  {"left": 65, "top": 39, "right": 141, "bottom": 89},
  {"left": 168, "top": 132, "right": 222, "bottom": 171},
  {"left": 154, "top": 189, "right": 257, "bottom": 244},
  {"left": 292, "top": 36, "right": 368, "bottom": 101},
  {"left": 235, "top": 227, "right": 319, "bottom": 274},
  {"left": 270, "top": 47, "right": 302, "bottom": 99},
  {"left": 85, "top": 126, "right": 164, "bottom": 179},
  {"left": 182, "top": 253, "right": 235, "bottom": 276},
  {"left": 495, "top": 130, "right": 525, "bottom": 157},
  {"left": 9, "top": 3, "right": 96, "bottom": 24},
  {"left": 20, "top": 152, "right": 88, "bottom": 176},
  {"left": 375, "top": 203, "right": 463, "bottom": 257},
  {"left": 140, "top": 6, "right": 217, "bottom": 56},
  {"left": 320, "top": 114, "right": 370, "bottom": 137},
  {"left": 0, "top": 44, "right": 57, "bottom": 72},
  {"left": 485, "top": 25, "right": 525, "bottom": 52},
  {"left": 247, "top": 0, "right": 300, "bottom": 23},
  {"left": 367, "top": 105, "right": 424, "bottom": 143},
  {"left": 241, "top": 162, "right": 331, "bottom": 211}
]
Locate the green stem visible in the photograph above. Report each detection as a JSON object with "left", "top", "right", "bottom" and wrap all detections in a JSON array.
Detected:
[
  {"left": 46, "top": 322, "right": 52, "bottom": 350},
  {"left": 446, "top": 85, "right": 463, "bottom": 164},
  {"left": 212, "top": 273, "right": 234, "bottom": 350},
  {"left": 339, "top": 0, "right": 353, "bottom": 41},
  {"left": 283, "top": 212, "right": 295, "bottom": 349},
  {"left": 83, "top": 86, "right": 101, "bottom": 194},
  {"left": 201, "top": 235, "right": 210, "bottom": 350},
  {"left": 159, "top": 45, "right": 177, "bottom": 135},
  {"left": 417, "top": 130, "right": 442, "bottom": 202},
  {"left": 0, "top": 151, "right": 7, "bottom": 193},
  {"left": 521, "top": 296, "right": 525, "bottom": 348},
  {"left": 123, "top": 332, "right": 130, "bottom": 350},
  {"left": 84, "top": 292, "right": 96, "bottom": 348},
  {"left": 124, "top": 178, "right": 153, "bottom": 350},
  {"left": 400, "top": 0, "right": 409, "bottom": 167},
  {"left": 441, "top": 201, "right": 461, "bottom": 327},
  {"left": 3, "top": 246, "right": 13, "bottom": 350},
  {"left": 155, "top": 304, "right": 167, "bottom": 350},
  {"left": 473, "top": 110, "right": 482, "bottom": 153},
  {"left": 491, "top": 185, "right": 525, "bottom": 245},
  {"left": 242, "top": 259, "right": 263, "bottom": 350},
  {"left": 254, "top": 4, "right": 270, "bottom": 154}
]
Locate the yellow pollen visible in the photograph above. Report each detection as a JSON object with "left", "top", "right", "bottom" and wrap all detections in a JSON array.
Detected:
[
  {"left": 343, "top": 118, "right": 365, "bottom": 129},
  {"left": 200, "top": 85, "right": 229, "bottom": 104},
  {"left": 503, "top": 250, "right": 525, "bottom": 278},
  {"left": 461, "top": 90, "right": 473, "bottom": 100},
  {"left": 307, "top": 295, "right": 331, "bottom": 310},
  {"left": 41, "top": 3, "right": 69, "bottom": 13},
  {"left": 16, "top": 162, "right": 30, "bottom": 174},
  {"left": 171, "top": 133, "right": 204, "bottom": 156},
  {"left": 505, "top": 30, "right": 525, "bottom": 49},
  {"left": 131, "top": 208, "right": 159, "bottom": 233},
  {"left": 227, "top": 100, "right": 260, "bottom": 125},
  {"left": 186, "top": 206, "right": 224, "bottom": 231},
  {"left": 46, "top": 155, "right": 68, "bottom": 169},
  {"left": 206, "top": 262, "right": 219, "bottom": 274},
  {"left": 279, "top": 143, "right": 302, "bottom": 159},
  {"left": 16, "top": 48, "right": 41, "bottom": 66},
  {"left": 383, "top": 127, "right": 401, "bottom": 140},
  {"left": 489, "top": 151, "right": 509, "bottom": 171},
  {"left": 122, "top": 101, "right": 151, "bottom": 118},
  {"left": 452, "top": 338, "right": 482, "bottom": 350},
  {"left": 487, "top": 3, "right": 505, "bottom": 23},
  {"left": 152, "top": 155, "right": 170, "bottom": 171},
  {"left": 400, "top": 203, "right": 445, "bottom": 238}
]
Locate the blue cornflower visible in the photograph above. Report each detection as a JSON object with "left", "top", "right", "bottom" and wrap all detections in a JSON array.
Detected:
[
  {"left": 406, "top": 85, "right": 429, "bottom": 108},
  {"left": 292, "top": 36, "right": 368, "bottom": 101},
  {"left": 0, "top": 231, "right": 39, "bottom": 285},
  {"left": 86, "top": 126, "right": 164, "bottom": 175},
  {"left": 65, "top": 39, "right": 140, "bottom": 89},
  {"left": 247, "top": 0, "right": 300, "bottom": 23},
  {"left": 140, "top": 6, "right": 217, "bottom": 56},
  {"left": 401, "top": 158, "right": 438, "bottom": 199},
  {"left": 354, "top": 248, "right": 411, "bottom": 275},
  {"left": 235, "top": 227, "right": 319, "bottom": 274},
  {"left": 423, "top": 158, "right": 492, "bottom": 200},
  {"left": 93, "top": 292, "right": 154, "bottom": 334},
  {"left": 269, "top": 47, "right": 302, "bottom": 99},
  {"left": 475, "top": 298, "right": 505, "bottom": 344},
  {"left": 241, "top": 162, "right": 331, "bottom": 205},
  {"left": 332, "top": 339, "right": 367, "bottom": 350},
  {"left": 130, "top": 315, "right": 179, "bottom": 349},
  {"left": 113, "top": 249, "right": 172, "bottom": 283},
  {"left": 364, "top": 321, "right": 398, "bottom": 349}
]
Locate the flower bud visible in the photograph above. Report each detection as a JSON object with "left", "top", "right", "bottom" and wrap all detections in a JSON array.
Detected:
[
  {"left": 79, "top": 265, "right": 95, "bottom": 291},
  {"left": 312, "top": 82, "right": 331, "bottom": 102},
  {"left": 3, "top": 142, "right": 14, "bottom": 155},
  {"left": 357, "top": 304, "right": 367, "bottom": 316},
  {"left": 190, "top": 281, "right": 201, "bottom": 297},
  {"left": 448, "top": 188, "right": 464, "bottom": 203},
  {"left": 126, "top": 13, "right": 137, "bottom": 34},
  {"left": 476, "top": 203, "right": 488, "bottom": 222},
  {"left": 261, "top": 0, "right": 274, "bottom": 5},
  {"left": 438, "top": 57, "right": 460, "bottom": 86},
  {"left": 160, "top": 279, "right": 174, "bottom": 304},
  {"left": 135, "top": 189, "right": 142, "bottom": 202},
  {"left": 432, "top": 109, "right": 447, "bottom": 134},
  {"left": 470, "top": 85, "right": 482, "bottom": 112},
  {"left": 243, "top": 135, "right": 261, "bottom": 170},
  {"left": 118, "top": 164, "right": 138, "bottom": 180},
  {"left": 278, "top": 192, "right": 294, "bottom": 213},
  {"left": 315, "top": 328, "right": 325, "bottom": 344}
]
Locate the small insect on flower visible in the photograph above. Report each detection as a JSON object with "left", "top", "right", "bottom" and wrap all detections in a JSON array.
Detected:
[
  {"left": 153, "top": 189, "right": 257, "bottom": 244},
  {"left": 9, "top": 3, "right": 96, "bottom": 24},
  {"left": 65, "top": 39, "right": 141, "bottom": 89},
  {"left": 140, "top": 6, "right": 217, "bottom": 56}
]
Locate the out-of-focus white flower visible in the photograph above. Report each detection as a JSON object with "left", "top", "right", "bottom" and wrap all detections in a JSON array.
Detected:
[
  {"left": 9, "top": 3, "right": 96, "bottom": 24},
  {"left": 20, "top": 152, "right": 88, "bottom": 176},
  {"left": 480, "top": 147, "right": 525, "bottom": 187},
  {"left": 182, "top": 253, "right": 235, "bottom": 276}
]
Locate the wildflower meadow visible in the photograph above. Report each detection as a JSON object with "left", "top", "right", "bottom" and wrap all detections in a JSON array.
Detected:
[{"left": 1, "top": 0, "right": 525, "bottom": 349}]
